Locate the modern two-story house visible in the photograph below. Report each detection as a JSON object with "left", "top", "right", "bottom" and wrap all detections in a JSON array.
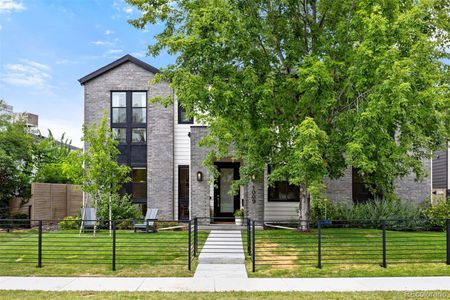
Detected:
[{"left": 80, "top": 54, "right": 432, "bottom": 222}]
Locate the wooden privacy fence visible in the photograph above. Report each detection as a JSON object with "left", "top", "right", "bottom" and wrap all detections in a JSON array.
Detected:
[{"left": 30, "top": 183, "right": 82, "bottom": 220}]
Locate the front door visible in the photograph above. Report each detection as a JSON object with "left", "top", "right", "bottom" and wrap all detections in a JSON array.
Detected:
[{"left": 214, "top": 162, "right": 240, "bottom": 220}]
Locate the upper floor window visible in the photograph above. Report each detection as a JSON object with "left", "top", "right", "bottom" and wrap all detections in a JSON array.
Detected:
[
  {"left": 112, "top": 128, "right": 126, "bottom": 144},
  {"left": 112, "top": 92, "right": 126, "bottom": 123},
  {"left": 178, "top": 103, "right": 193, "bottom": 124},
  {"left": 132, "top": 92, "right": 147, "bottom": 123}
]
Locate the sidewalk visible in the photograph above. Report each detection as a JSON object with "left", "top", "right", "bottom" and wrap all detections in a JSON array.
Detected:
[{"left": 0, "top": 276, "right": 448, "bottom": 292}]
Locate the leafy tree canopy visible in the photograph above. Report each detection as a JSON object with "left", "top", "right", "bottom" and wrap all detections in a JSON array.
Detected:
[
  {"left": 128, "top": 0, "right": 450, "bottom": 225},
  {"left": 0, "top": 115, "right": 34, "bottom": 210}
]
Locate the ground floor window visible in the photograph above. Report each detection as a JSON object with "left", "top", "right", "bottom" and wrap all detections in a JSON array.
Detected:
[
  {"left": 131, "top": 168, "right": 147, "bottom": 200},
  {"left": 352, "top": 168, "right": 376, "bottom": 204},
  {"left": 178, "top": 165, "right": 190, "bottom": 220},
  {"left": 267, "top": 166, "right": 300, "bottom": 202}
]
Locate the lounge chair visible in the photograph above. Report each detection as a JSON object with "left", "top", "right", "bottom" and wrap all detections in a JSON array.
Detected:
[
  {"left": 80, "top": 207, "right": 97, "bottom": 231},
  {"left": 134, "top": 208, "right": 158, "bottom": 233}
]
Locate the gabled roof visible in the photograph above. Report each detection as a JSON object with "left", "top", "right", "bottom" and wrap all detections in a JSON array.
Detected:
[{"left": 78, "top": 54, "right": 160, "bottom": 85}]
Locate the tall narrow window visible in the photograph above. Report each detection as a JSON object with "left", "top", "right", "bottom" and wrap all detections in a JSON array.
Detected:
[
  {"left": 132, "top": 168, "right": 147, "bottom": 199},
  {"left": 178, "top": 166, "right": 190, "bottom": 220},
  {"left": 112, "top": 92, "right": 127, "bottom": 123},
  {"left": 352, "top": 168, "right": 377, "bottom": 204},
  {"left": 178, "top": 103, "right": 193, "bottom": 124}
]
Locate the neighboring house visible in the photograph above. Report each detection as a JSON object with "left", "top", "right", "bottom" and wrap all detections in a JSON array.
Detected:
[
  {"left": 80, "top": 54, "right": 432, "bottom": 222},
  {"left": 432, "top": 147, "right": 449, "bottom": 199}
]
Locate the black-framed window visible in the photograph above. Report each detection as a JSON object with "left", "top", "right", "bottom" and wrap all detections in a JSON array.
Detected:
[
  {"left": 268, "top": 181, "right": 300, "bottom": 202},
  {"left": 132, "top": 128, "right": 146, "bottom": 143},
  {"left": 111, "top": 90, "right": 147, "bottom": 167},
  {"left": 112, "top": 128, "right": 126, "bottom": 144},
  {"left": 268, "top": 166, "right": 300, "bottom": 202},
  {"left": 132, "top": 168, "right": 147, "bottom": 199},
  {"left": 112, "top": 92, "right": 127, "bottom": 123},
  {"left": 178, "top": 103, "right": 193, "bottom": 124},
  {"left": 352, "top": 168, "right": 378, "bottom": 204},
  {"left": 132, "top": 92, "right": 147, "bottom": 123}
]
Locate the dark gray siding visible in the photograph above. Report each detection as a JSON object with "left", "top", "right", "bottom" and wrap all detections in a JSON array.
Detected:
[{"left": 433, "top": 150, "right": 448, "bottom": 189}]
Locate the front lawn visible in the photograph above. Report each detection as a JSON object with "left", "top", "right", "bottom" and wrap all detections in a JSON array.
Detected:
[
  {"left": 0, "top": 229, "right": 207, "bottom": 277},
  {"left": 247, "top": 228, "right": 450, "bottom": 277}
]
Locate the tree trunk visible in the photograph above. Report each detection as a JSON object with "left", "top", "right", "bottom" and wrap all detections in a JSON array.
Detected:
[
  {"left": 298, "top": 186, "right": 310, "bottom": 231},
  {"left": 109, "top": 194, "right": 112, "bottom": 237}
]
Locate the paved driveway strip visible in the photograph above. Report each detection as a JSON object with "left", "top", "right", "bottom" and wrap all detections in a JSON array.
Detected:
[{"left": 0, "top": 276, "right": 448, "bottom": 292}]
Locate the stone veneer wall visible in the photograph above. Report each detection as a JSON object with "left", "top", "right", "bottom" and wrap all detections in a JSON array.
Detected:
[
  {"left": 245, "top": 180, "right": 265, "bottom": 221},
  {"left": 83, "top": 61, "right": 174, "bottom": 219}
]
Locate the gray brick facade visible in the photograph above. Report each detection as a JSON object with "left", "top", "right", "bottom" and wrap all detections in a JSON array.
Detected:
[
  {"left": 190, "top": 126, "right": 211, "bottom": 223},
  {"left": 83, "top": 60, "right": 174, "bottom": 219},
  {"left": 394, "top": 159, "right": 431, "bottom": 203}
]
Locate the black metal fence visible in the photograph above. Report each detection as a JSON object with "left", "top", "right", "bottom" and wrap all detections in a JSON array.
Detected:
[
  {"left": 0, "top": 218, "right": 200, "bottom": 272},
  {"left": 1, "top": 217, "right": 448, "bottom": 274},
  {"left": 249, "top": 218, "right": 450, "bottom": 271}
]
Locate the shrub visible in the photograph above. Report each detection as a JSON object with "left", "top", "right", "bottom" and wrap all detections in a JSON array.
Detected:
[
  {"left": 422, "top": 197, "right": 450, "bottom": 229},
  {"left": 311, "top": 198, "right": 427, "bottom": 230},
  {"left": 58, "top": 216, "right": 80, "bottom": 230},
  {"left": 97, "top": 193, "right": 142, "bottom": 221}
]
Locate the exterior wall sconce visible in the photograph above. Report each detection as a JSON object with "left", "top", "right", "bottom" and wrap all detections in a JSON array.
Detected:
[{"left": 197, "top": 171, "right": 203, "bottom": 182}]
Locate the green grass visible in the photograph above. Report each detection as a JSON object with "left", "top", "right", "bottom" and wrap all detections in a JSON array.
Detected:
[
  {"left": 0, "top": 290, "right": 449, "bottom": 300},
  {"left": 246, "top": 228, "right": 450, "bottom": 277},
  {"left": 0, "top": 229, "right": 207, "bottom": 277}
]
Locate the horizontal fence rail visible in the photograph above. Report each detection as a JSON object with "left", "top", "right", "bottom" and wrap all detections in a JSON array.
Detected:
[
  {"left": 251, "top": 218, "right": 450, "bottom": 272},
  {"left": 0, "top": 218, "right": 448, "bottom": 274},
  {"left": 0, "top": 218, "right": 208, "bottom": 273}
]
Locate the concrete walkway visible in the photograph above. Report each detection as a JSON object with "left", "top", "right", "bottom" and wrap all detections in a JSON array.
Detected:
[
  {"left": 0, "top": 276, "right": 448, "bottom": 292},
  {"left": 195, "top": 230, "right": 247, "bottom": 278}
]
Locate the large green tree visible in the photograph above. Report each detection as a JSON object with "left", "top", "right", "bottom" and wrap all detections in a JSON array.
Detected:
[
  {"left": 128, "top": 0, "right": 450, "bottom": 229},
  {"left": 0, "top": 115, "right": 34, "bottom": 216}
]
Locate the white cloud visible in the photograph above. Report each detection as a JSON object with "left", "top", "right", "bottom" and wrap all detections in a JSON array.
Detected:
[
  {"left": 1, "top": 59, "right": 52, "bottom": 89},
  {"left": 105, "top": 49, "right": 123, "bottom": 54},
  {"left": 112, "top": 0, "right": 136, "bottom": 18},
  {"left": 105, "top": 29, "right": 114, "bottom": 35},
  {"left": 91, "top": 40, "right": 115, "bottom": 47},
  {"left": 0, "top": 24, "right": 2, "bottom": 30},
  {"left": 0, "top": 0, "right": 26, "bottom": 13}
]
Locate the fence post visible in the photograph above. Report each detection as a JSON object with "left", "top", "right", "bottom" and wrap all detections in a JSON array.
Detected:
[
  {"left": 382, "top": 220, "right": 387, "bottom": 268},
  {"left": 112, "top": 220, "right": 116, "bottom": 271},
  {"left": 37, "top": 220, "right": 42, "bottom": 268},
  {"left": 446, "top": 219, "right": 450, "bottom": 265},
  {"left": 317, "top": 219, "right": 322, "bottom": 269},
  {"left": 252, "top": 220, "right": 255, "bottom": 272},
  {"left": 194, "top": 217, "right": 198, "bottom": 257},
  {"left": 247, "top": 218, "right": 251, "bottom": 256},
  {"left": 188, "top": 220, "right": 192, "bottom": 271}
]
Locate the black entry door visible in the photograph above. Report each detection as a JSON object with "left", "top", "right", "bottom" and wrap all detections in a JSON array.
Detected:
[{"left": 214, "top": 162, "right": 240, "bottom": 219}]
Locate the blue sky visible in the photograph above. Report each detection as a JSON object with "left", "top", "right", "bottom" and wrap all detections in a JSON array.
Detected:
[{"left": 0, "top": 0, "right": 174, "bottom": 147}]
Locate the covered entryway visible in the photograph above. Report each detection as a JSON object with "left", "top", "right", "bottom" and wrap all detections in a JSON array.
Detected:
[{"left": 213, "top": 162, "right": 240, "bottom": 221}]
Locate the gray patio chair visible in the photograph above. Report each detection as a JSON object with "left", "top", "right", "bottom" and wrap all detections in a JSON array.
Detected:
[
  {"left": 134, "top": 208, "right": 158, "bottom": 233},
  {"left": 80, "top": 207, "right": 97, "bottom": 230}
]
